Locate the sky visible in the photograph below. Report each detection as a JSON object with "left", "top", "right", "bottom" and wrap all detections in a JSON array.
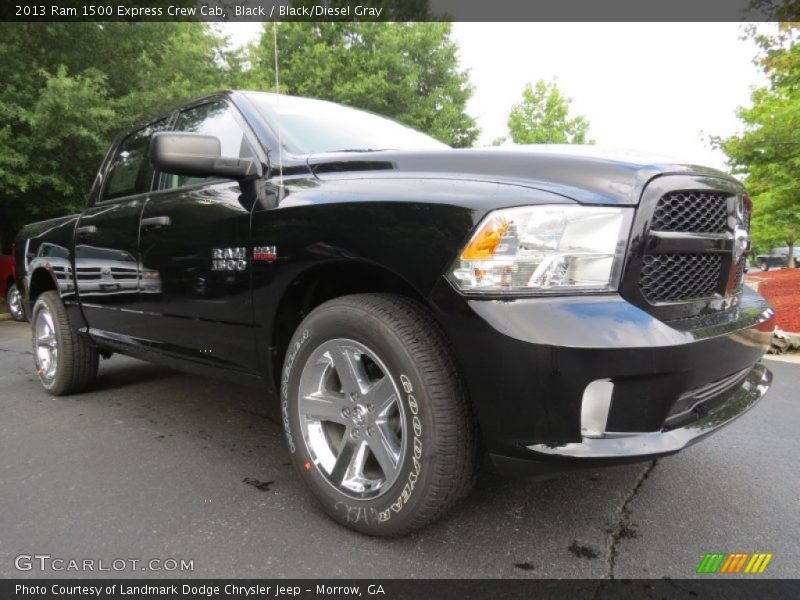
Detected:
[{"left": 221, "top": 22, "right": 771, "bottom": 171}]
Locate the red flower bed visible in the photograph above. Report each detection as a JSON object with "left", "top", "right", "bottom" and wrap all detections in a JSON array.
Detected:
[
  {"left": 748, "top": 268, "right": 800, "bottom": 332},
  {"left": 749, "top": 267, "right": 800, "bottom": 281}
]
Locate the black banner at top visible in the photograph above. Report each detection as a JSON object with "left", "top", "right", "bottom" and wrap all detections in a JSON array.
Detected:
[{"left": 1, "top": 0, "right": 799, "bottom": 22}]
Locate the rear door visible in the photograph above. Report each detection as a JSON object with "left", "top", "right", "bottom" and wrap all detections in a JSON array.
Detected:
[
  {"left": 75, "top": 120, "right": 167, "bottom": 339},
  {"left": 136, "top": 100, "right": 260, "bottom": 373}
]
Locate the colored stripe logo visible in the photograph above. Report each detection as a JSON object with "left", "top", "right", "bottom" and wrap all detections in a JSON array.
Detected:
[{"left": 697, "top": 552, "right": 773, "bottom": 574}]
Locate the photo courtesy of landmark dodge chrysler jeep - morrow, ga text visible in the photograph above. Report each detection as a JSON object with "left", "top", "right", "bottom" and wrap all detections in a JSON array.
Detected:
[{"left": 15, "top": 91, "right": 774, "bottom": 536}]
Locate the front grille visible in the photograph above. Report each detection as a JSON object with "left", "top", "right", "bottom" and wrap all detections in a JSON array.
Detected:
[
  {"left": 651, "top": 191, "right": 729, "bottom": 234},
  {"left": 638, "top": 254, "right": 722, "bottom": 303},
  {"left": 624, "top": 181, "right": 750, "bottom": 315},
  {"left": 110, "top": 268, "right": 137, "bottom": 281}
]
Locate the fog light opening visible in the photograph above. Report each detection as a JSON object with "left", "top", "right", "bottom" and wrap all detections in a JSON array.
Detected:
[{"left": 581, "top": 379, "right": 614, "bottom": 438}]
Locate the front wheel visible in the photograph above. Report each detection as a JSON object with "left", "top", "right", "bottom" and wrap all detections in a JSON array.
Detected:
[
  {"left": 281, "top": 294, "right": 476, "bottom": 536},
  {"left": 760, "top": 261, "right": 769, "bottom": 272},
  {"left": 6, "top": 283, "right": 25, "bottom": 322},
  {"left": 31, "top": 291, "right": 98, "bottom": 395}
]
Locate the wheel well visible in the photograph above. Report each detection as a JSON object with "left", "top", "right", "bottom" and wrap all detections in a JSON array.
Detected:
[
  {"left": 270, "top": 262, "right": 427, "bottom": 390},
  {"left": 28, "top": 268, "right": 57, "bottom": 306}
]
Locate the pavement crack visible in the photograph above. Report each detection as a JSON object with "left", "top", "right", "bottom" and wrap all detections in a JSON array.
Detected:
[
  {"left": 0, "top": 347, "right": 32, "bottom": 356},
  {"left": 594, "top": 459, "right": 658, "bottom": 598}
]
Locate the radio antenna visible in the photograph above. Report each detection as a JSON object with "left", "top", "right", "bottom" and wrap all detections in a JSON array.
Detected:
[{"left": 272, "top": 21, "right": 284, "bottom": 191}]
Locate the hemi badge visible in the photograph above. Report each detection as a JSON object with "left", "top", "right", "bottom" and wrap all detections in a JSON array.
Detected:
[{"left": 253, "top": 246, "right": 277, "bottom": 262}]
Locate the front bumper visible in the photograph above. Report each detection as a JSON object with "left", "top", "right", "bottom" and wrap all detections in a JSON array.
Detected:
[
  {"left": 526, "top": 362, "right": 770, "bottom": 459},
  {"left": 431, "top": 282, "right": 774, "bottom": 475}
]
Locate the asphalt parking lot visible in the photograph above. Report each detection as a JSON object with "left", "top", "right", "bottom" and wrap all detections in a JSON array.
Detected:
[{"left": 0, "top": 319, "right": 797, "bottom": 580}]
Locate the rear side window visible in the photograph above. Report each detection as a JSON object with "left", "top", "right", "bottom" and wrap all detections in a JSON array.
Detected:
[
  {"left": 160, "top": 101, "right": 255, "bottom": 190},
  {"left": 102, "top": 120, "right": 167, "bottom": 201}
]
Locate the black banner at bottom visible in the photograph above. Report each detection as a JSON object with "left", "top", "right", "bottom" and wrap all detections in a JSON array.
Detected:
[{"left": 3, "top": 579, "right": 800, "bottom": 600}]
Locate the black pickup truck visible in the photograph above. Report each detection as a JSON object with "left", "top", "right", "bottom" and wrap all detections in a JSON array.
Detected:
[
  {"left": 15, "top": 91, "right": 774, "bottom": 535},
  {"left": 755, "top": 246, "right": 800, "bottom": 271}
]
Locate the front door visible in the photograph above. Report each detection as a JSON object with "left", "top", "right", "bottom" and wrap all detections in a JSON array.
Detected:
[
  {"left": 136, "top": 100, "right": 260, "bottom": 374},
  {"left": 76, "top": 120, "right": 165, "bottom": 340}
]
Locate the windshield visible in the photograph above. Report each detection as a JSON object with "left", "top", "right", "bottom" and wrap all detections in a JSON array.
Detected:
[{"left": 245, "top": 92, "right": 449, "bottom": 155}]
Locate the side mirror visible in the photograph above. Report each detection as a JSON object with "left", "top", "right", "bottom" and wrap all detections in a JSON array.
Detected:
[{"left": 150, "top": 132, "right": 258, "bottom": 181}]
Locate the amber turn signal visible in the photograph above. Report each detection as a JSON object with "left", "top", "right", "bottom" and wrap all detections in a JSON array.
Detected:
[{"left": 460, "top": 216, "right": 509, "bottom": 260}]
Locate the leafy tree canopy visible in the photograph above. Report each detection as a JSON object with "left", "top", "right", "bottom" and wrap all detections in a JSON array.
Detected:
[
  {"left": 715, "top": 24, "right": 800, "bottom": 263},
  {"left": 497, "top": 79, "right": 592, "bottom": 145},
  {"left": 243, "top": 22, "right": 478, "bottom": 148},
  {"left": 0, "top": 22, "right": 241, "bottom": 248}
]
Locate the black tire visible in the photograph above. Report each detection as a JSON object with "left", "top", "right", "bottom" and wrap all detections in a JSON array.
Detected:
[
  {"left": 281, "top": 293, "right": 476, "bottom": 536},
  {"left": 31, "top": 291, "right": 98, "bottom": 396},
  {"left": 760, "top": 261, "right": 769, "bottom": 272},
  {"left": 6, "top": 282, "right": 25, "bottom": 322}
]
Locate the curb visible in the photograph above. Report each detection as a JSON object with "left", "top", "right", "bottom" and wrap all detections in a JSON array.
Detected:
[{"left": 764, "top": 353, "right": 800, "bottom": 365}]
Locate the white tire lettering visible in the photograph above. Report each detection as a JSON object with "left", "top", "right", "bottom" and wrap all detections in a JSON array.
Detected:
[
  {"left": 282, "top": 329, "right": 309, "bottom": 454},
  {"left": 377, "top": 373, "right": 422, "bottom": 524}
]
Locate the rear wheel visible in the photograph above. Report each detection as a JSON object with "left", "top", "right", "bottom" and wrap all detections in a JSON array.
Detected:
[
  {"left": 281, "top": 293, "right": 476, "bottom": 536},
  {"left": 6, "top": 283, "right": 25, "bottom": 322},
  {"left": 31, "top": 291, "right": 98, "bottom": 395},
  {"left": 760, "top": 260, "right": 769, "bottom": 272}
]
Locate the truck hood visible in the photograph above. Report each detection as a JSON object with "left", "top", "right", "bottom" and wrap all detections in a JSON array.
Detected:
[{"left": 307, "top": 145, "right": 739, "bottom": 206}]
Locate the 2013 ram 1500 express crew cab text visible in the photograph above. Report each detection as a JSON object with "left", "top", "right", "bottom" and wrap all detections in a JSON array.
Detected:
[{"left": 15, "top": 91, "right": 774, "bottom": 535}]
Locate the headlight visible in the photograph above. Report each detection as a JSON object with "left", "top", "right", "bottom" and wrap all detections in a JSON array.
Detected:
[{"left": 448, "top": 205, "right": 633, "bottom": 294}]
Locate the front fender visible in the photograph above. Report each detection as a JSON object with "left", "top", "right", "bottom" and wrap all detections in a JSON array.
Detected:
[{"left": 248, "top": 175, "right": 581, "bottom": 383}]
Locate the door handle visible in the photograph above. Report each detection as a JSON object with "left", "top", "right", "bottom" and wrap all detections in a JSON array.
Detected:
[
  {"left": 141, "top": 216, "right": 171, "bottom": 229},
  {"left": 76, "top": 225, "right": 98, "bottom": 236}
]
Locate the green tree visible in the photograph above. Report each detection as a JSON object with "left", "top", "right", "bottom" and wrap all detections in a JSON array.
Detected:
[
  {"left": 500, "top": 79, "right": 592, "bottom": 145},
  {"left": 715, "top": 24, "right": 800, "bottom": 266},
  {"left": 0, "top": 22, "right": 240, "bottom": 248},
  {"left": 244, "top": 22, "right": 478, "bottom": 147}
]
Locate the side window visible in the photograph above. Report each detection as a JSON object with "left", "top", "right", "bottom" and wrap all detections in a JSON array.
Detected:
[
  {"left": 160, "top": 101, "right": 255, "bottom": 190},
  {"left": 102, "top": 120, "right": 167, "bottom": 201}
]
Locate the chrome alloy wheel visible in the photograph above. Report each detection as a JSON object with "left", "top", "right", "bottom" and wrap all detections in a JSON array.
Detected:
[
  {"left": 7, "top": 285, "right": 24, "bottom": 321},
  {"left": 297, "top": 338, "right": 406, "bottom": 499},
  {"left": 34, "top": 306, "right": 58, "bottom": 383}
]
